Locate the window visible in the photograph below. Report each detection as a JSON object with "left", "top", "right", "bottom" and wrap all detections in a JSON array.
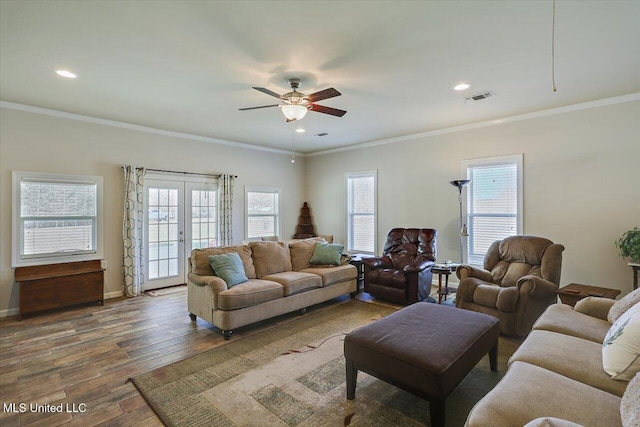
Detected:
[
  {"left": 347, "top": 171, "right": 377, "bottom": 254},
  {"left": 463, "top": 154, "right": 523, "bottom": 265},
  {"left": 12, "top": 171, "right": 103, "bottom": 267},
  {"left": 245, "top": 187, "right": 280, "bottom": 240}
]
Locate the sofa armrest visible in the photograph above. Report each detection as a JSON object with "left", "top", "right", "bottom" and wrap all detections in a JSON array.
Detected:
[
  {"left": 524, "top": 417, "right": 585, "bottom": 427},
  {"left": 188, "top": 273, "right": 228, "bottom": 292},
  {"left": 456, "top": 264, "right": 493, "bottom": 282},
  {"left": 517, "top": 275, "right": 558, "bottom": 300},
  {"left": 363, "top": 256, "right": 392, "bottom": 269},
  {"left": 404, "top": 259, "right": 434, "bottom": 273},
  {"left": 574, "top": 297, "right": 615, "bottom": 321}
]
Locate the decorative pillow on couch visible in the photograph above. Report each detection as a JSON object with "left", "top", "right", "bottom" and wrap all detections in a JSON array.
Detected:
[
  {"left": 608, "top": 287, "right": 640, "bottom": 324},
  {"left": 310, "top": 242, "right": 344, "bottom": 266},
  {"left": 621, "top": 372, "right": 640, "bottom": 427},
  {"left": 208, "top": 253, "right": 248, "bottom": 287},
  {"left": 603, "top": 302, "right": 640, "bottom": 381}
]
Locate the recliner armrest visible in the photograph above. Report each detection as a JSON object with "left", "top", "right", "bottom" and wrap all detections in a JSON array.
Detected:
[
  {"left": 404, "top": 259, "right": 434, "bottom": 273},
  {"left": 362, "top": 256, "right": 393, "bottom": 269},
  {"left": 574, "top": 297, "right": 615, "bottom": 321},
  {"left": 456, "top": 264, "right": 493, "bottom": 282},
  {"left": 517, "top": 275, "right": 558, "bottom": 300}
]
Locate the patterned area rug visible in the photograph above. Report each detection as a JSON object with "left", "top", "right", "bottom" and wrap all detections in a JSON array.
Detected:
[{"left": 130, "top": 300, "right": 518, "bottom": 426}]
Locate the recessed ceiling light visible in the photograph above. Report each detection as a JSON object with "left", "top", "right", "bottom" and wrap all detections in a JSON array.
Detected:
[
  {"left": 56, "top": 70, "right": 77, "bottom": 79},
  {"left": 295, "top": 128, "right": 306, "bottom": 133},
  {"left": 454, "top": 83, "right": 470, "bottom": 91}
]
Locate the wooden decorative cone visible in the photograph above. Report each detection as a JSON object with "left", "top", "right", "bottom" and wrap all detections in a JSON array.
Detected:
[{"left": 293, "top": 202, "right": 317, "bottom": 239}]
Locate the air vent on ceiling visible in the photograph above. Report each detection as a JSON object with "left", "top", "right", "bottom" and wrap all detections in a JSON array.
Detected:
[
  {"left": 466, "top": 91, "right": 495, "bottom": 102},
  {"left": 314, "top": 132, "right": 329, "bottom": 137}
]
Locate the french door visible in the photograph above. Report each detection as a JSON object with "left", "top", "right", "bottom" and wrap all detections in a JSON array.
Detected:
[{"left": 144, "top": 176, "right": 218, "bottom": 291}]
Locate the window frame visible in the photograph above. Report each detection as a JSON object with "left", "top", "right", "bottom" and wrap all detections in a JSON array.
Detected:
[
  {"left": 11, "top": 171, "right": 104, "bottom": 267},
  {"left": 462, "top": 154, "right": 523, "bottom": 265},
  {"left": 346, "top": 170, "right": 377, "bottom": 255},
  {"left": 245, "top": 186, "right": 281, "bottom": 241}
]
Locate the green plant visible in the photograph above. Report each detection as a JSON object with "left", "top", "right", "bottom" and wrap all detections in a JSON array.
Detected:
[{"left": 615, "top": 226, "right": 640, "bottom": 263}]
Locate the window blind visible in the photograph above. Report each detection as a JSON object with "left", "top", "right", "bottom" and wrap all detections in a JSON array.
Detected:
[
  {"left": 466, "top": 162, "right": 519, "bottom": 265},
  {"left": 347, "top": 174, "right": 376, "bottom": 253},
  {"left": 246, "top": 190, "right": 279, "bottom": 239}
]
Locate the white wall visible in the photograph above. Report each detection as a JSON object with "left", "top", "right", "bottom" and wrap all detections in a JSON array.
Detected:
[
  {"left": 305, "top": 100, "right": 640, "bottom": 295},
  {"left": 0, "top": 107, "right": 306, "bottom": 315}
]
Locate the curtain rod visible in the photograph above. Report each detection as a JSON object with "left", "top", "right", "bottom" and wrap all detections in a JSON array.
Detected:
[{"left": 122, "top": 166, "right": 237, "bottom": 178}]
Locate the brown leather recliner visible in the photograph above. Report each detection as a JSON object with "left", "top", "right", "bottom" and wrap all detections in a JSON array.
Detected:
[
  {"left": 363, "top": 228, "right": 437, "bottom": 305},
  {"left": 455, "top": 235, "right": 565, "bottom": 336}
]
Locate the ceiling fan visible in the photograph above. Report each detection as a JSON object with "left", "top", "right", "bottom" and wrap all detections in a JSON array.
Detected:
[{"left": 239, "top": 78, "right": 347, "bottom": 122}]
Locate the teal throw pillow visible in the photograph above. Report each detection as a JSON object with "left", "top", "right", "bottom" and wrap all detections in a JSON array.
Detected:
[
  {"left": 310, "top": 242, "right": 344, "bottom": 266},
  {"left": 209, "top": 253, "right": 248, "bottom": 287}
]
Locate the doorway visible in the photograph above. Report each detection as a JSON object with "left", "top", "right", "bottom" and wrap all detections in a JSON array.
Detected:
[{"left": 144, "top": 175, "right": 218, "bottom": 291}]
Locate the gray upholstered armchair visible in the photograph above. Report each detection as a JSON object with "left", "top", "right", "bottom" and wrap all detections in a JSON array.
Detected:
[{"left": 455, "top": 235, "right": 564, "bottom": 336}]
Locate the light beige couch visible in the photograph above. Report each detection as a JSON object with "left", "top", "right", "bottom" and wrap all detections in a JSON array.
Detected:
[
  {"left": 465, "top": 295, "right": 639, "bottom": 427},
  {"left": 187, "top": 238, "right": 357, "bottom": 339}
]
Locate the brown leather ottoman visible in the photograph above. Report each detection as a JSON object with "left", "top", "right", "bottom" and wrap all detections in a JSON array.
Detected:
[{"left": 344, "top": 302, "right": 499, "bottom": 427}]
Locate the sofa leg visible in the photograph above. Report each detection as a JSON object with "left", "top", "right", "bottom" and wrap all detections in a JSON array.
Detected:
[
  {"left": 350, "top": 291, "right": 357, "bottom": 299},
  {"left": 299, "top": 307, "right": 307, "bottom": 315},
  {"left": 189, "top": 313, "right": 197, "bottom": 321},
  {"left": 222, "top": 330, "right": 232, "bottom": 340}
]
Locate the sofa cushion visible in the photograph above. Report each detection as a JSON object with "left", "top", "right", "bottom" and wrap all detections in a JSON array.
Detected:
[
  {"left": 261, "top": 271, "right": 322, "bottom": 296},
  {"left": 191, "top": 245, "right": 256, "bottom": 278},
  {"left": 310, "top": 242, "right": 344, "bottom": 266},
  {"left": 509, "top": 330, "right": 628, "bottom": 397},
  {"left": 217, "top": 279, "right": 283, "bottom": 310},
  {"left": 621, "top": 372, "right": 640, "bottom": 427},
  {"left": 608, "top": 287, "right": 640, "bottom": 324},
  {"left": 533, "top": 303, "right": 610, "bottom": 343},
  {"left": 465, "top": 361, "right": 622, "bottom": 427},
  {"left": 209, "top": 253, "right": 248, "bottom": 287},
  {"left": 288, "top": 237, "right": 326, "bottom": 271},
  {"left": 301, "top": 264, "right": 357, "bottom": 286},
  {"left": 249, "top": 241, "right": 292, "bottom": 278},
  {"left": 603, "top": 303, "right": 640, "bottom": 381}
]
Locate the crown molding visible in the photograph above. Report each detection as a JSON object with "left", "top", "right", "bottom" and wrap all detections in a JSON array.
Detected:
[
  {"left": 0, "top": 101, "right": 300, "bottom": 156},
  {"left": 307, "top": 93, "right": 640, "bottom": 157}
]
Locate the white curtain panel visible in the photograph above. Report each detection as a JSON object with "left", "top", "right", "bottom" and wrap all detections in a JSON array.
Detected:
[
  {"left": 219, "top": 174, "right": 235, "bottom": 246},
  {"left": 122, "top": 165, "right": 146, "bottom": 297}
]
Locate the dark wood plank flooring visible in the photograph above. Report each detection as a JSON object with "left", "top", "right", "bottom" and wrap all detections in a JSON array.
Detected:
[{"left": 0, "top": 288, "right": 385, "bottom": 426}]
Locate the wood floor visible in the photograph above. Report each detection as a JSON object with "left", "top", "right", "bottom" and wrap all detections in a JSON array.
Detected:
[{"left": 0, "top": 288, "right": 387, "bottom": 426}]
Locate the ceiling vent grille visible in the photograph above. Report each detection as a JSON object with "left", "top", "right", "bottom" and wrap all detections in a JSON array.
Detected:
[{"left": 466, "top": 91, "right": 495, "bottom": 102}]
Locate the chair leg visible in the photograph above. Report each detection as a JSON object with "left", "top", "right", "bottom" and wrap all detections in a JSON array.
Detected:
[{"left": 346, "top": 359, "right": 358, "bottom": 400}]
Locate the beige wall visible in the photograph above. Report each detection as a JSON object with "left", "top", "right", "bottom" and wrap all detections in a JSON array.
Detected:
[
  {"left": 305, "top": 100, "right": 640, "bottom": 295},
  {"left": 0, "top": 108, "right": 306, "bottom": 315}
]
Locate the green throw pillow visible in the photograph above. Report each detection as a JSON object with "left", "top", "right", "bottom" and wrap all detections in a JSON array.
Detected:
[
  {"left": 310, "top": 242, "right": 344, "bottom": 266},
  {"left": 209, "top": 253, "right": 248, "bottom": 287}
]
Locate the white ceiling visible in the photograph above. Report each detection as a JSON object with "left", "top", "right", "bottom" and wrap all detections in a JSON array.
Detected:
[{"left": 1, "top": 1, "right": 639, "bottom": 154}]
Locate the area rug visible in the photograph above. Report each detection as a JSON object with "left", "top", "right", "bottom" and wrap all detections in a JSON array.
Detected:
[{"left": 130, "top": 300, "right": 517, "bottom": 426}]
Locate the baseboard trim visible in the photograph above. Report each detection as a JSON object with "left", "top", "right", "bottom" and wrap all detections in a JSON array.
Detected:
[{"left": 105, "top": 290, "right": 124, "bottom": 299}]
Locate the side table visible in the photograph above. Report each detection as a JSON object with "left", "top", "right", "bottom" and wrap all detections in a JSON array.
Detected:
[
  {"left": 556, "top": 283, "right": 621, "bottom": 307},
  {"left": 432, "top": 265, "right": 457, "bottom": 304},
  {"left": 630, "top": 263, "right": 639, "bottom": 290},
  {"left": 349, "top": 254, "right": 374, "bottom": 293}
]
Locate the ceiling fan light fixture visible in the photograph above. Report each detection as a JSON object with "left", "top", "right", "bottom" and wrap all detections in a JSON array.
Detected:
[{"left": 281, "top": 104, "right": 308, "bottom": 121}]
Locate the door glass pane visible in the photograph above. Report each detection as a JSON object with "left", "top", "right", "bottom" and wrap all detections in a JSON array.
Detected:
[
  {"left": 148, "top": 186, "right": 180, "bottom": 280},
  {"left": 191, "top": 189, "right": 217, "bottom": 249}
]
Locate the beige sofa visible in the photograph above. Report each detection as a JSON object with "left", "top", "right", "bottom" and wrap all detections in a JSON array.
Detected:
[
  {"left": 187, "top": 238, "right": 357, "bottom": 339},
  {"left": 465, "top": 293, "right": 639, "bottom": 427}
]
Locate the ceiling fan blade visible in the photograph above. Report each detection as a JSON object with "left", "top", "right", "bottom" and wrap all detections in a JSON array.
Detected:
[
  {"left": 252, "top": 87, "right": 283, "bottom": 99},
  {"left": 239, "top": 104, "right": 280, "bottom": 111},
  {"left": 306, "top": 88, "right": 341, "bottom": 103},
  {"left": 309, "top": 104, "right": 347, "bottom": 117}
]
